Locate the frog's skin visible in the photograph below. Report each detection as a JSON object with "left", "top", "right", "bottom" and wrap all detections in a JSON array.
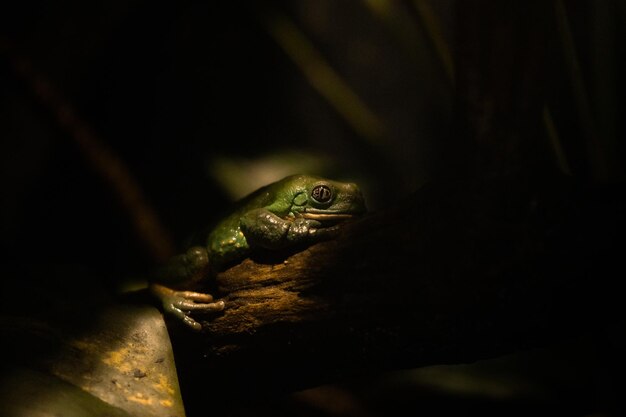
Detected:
[{"left": 151, "top": 174, "right": 366, "bottom": 330}]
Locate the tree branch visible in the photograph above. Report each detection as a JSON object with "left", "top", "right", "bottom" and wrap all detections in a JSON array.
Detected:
[{"left": 172, "top": 174, "right": 623, "bottom": 400}]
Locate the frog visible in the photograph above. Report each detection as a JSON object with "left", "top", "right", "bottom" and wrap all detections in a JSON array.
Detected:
[{"left": 150, "top": 174, "right": 366, "bottom": 330}]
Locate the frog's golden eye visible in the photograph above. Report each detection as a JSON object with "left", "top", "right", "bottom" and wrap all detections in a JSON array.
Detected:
[{"left": 311, "top": 184, "right": 332, "bottom": 203}]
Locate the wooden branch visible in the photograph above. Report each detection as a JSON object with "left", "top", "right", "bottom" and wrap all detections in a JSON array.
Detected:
[{"left": 171, "top": 174, "right": 623, "bottom": 400}]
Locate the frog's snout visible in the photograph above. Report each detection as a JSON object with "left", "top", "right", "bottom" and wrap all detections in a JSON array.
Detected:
[{"left": 341, "top": 183, "right": 367, "bottom": 214}]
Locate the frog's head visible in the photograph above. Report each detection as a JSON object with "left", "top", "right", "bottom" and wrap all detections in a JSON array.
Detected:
[{"left": 286, "top": 175, "right": 366, "bottom": 223}]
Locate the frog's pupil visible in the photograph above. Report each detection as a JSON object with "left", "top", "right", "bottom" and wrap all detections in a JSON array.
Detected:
[{"left": 311, "top": 185, "right": 332, "bottom": 203}]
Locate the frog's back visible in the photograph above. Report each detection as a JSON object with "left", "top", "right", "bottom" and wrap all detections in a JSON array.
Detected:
[{"left": 206, "top": 181, "right": 280, "bottom": 266}]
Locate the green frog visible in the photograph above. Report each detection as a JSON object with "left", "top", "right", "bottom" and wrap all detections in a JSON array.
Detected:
[{"left": 150, "top": 174, "right": 366, "bottom": 330}]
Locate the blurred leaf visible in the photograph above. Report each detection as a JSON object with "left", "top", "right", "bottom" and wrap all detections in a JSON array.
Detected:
[
  {"left": 0, "top": 368, "right": 132, "bottom": 417},
  {"left": 264, "top": 11, "right": 385, "bottom": 146},
  {"left": 48, "top": 305, "right": 185, "bottom": 417},
  {"left": 542, "top": 105, "right": 572, "bottom": 175},
  {"left": 364, "top": 0, "right": 454, "bottom": 84},
  {"left": 554, "top": 0, "right": 607, "bottom": 180},
  {"left": 412, "top": 0, "right": 454, "bottom": 82},
  {"left": 0, "top": 268, "right": 185, "bottom": 417},
  {"left": 209, "top": 150, "right": 332, "bottom": 200}
]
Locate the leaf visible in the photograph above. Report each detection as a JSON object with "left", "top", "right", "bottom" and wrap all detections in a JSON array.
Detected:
[{"left": 0, "top": 269, "right": 185, "bottom": 417}]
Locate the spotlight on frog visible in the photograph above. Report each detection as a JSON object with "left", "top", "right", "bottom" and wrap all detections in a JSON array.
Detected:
[{"left": 151, "top": 174, "right": 366, "bottom": 330}]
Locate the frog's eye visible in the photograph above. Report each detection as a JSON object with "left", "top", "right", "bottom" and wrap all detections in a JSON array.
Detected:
[{"left": 311, "top": 184, "right": 332, "bottom": 203}]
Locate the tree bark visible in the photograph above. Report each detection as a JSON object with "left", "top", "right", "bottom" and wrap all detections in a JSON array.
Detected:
[{"left": 171, "top": 173, "right": 623, "bottom": 402}]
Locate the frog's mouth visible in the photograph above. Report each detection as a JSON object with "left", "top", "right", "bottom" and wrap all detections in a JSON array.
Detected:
[{"left": 300, "top": 210, "right": 355, "bottom": 223}]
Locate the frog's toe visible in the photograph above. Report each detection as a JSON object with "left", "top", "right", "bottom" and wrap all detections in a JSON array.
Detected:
[
  {"left": 311, "top": 224, "right": 341, "bottom": 239},
  {"left": 183, "top": 316, "right": 202, "bottom": 331},
  {"left": 174, "top": 291, "right": 214, "bottom": 303},
  {"left": 172, "top": 298, "right": 224, "bottom": 331},
  {"left": 174, "top": 298, "right": 225, "bottom": 312},
  {"left": 166, "top": 304, "right": 203, "bottom": 331},
  {"left": 151, "top": 284, "right": 224, "bottom": 330}
]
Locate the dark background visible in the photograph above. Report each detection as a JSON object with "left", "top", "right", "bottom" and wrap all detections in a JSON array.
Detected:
[{"left": 1, "top": 1, "right": 624, "bottom": 416}]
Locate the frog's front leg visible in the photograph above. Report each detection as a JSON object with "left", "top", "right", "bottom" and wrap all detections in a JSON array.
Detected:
[
  {"left": 240, "top": 208, "right": 337, "bottom": 249},
  {"left": 150, "top": 246, "right": 225, "bottom": 330}
]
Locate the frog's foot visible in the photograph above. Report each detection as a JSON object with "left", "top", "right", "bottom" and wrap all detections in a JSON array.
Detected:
[
  {"left": 150, "top": 283, "right": 225, "bottom": 331},
  {"left": 309, "top": 223, "right": 342, "bottom": 239}
]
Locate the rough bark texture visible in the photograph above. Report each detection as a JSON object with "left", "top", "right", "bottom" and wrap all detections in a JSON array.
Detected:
[{"left": 172, "top": 174, "right": 623, "bottom": 403}]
